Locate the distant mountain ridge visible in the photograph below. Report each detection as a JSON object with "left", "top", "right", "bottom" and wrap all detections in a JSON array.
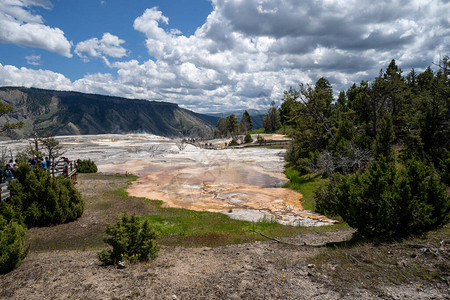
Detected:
[{"left": 0, "top": 87, "right": 216, "bottom": 139}]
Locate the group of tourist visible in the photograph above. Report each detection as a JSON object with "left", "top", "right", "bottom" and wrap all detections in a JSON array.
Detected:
[
  {"left": 29, "top": 156, "right": 52, "bottom": 170},
  {"left": 2, "top": 160, "right": 18, "bottom": 183},
  {"left": 1, "top": 156, "right": 71, "bottom": 183}
]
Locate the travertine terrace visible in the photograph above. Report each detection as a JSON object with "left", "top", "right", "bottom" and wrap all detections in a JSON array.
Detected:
[{"left": 1, "top": 134, "right": 334, "bottom": 225}]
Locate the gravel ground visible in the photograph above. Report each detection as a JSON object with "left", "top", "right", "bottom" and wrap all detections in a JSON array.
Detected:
[{"left": 2, "top": 229, "right": 447, "bottom": 300}]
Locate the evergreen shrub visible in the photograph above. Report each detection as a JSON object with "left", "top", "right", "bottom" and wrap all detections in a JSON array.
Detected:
[
  {"left": 256, "top": 134, "right": 265, "bottom": 145},
  {"left": 314, "top": 184, "right": 339, "bottom": 216},
  {"left": 0, "top": 163, "right": 84, "bottom": 227},
  {"left": 0, "top": 216, "right": 27, "bottom": 273},
  {"left": 228, "top": 139, "right": 239, "bottom": 147},
  {"left": 335, "top": 158, "right": 449, "bottom": 237},
  {"left": 98, "top": 212, "right": 159, "bottom": 266},
  {"left": 244, "top": 133, "right": 253, "bottom": 143},
  {"left": 76, "top": 159, "right": 98, "bottom": 173}
]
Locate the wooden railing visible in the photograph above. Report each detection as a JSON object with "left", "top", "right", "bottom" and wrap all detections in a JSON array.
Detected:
[
  {"left": 186, "top": 139, "right": 291, "bottom": 150},
  {"left": 50, "top": 160, "right": 78, "bottom": 183},
  {"left": 0, "top": 181, "right": 11, "bottom": 201},
  {"left": 0, "top": 159, "right": 78, "bottom": 201},
  {"left": 254, "top": 140, "right": 291, "bottom": 147}
]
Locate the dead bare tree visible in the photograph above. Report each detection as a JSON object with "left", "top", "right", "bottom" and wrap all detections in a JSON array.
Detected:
[
  {"left": 148, "top": 144, "right": 162, "bottom": 157},
  {"left": 318, "top": 152, "right": 338, "bottom": 192},
  {"left": 40, "top": 136, "right": 65, "bottom": 161},
  {"left": 317, "top": 144, "right": 372, "bottom": 200},
  {"left": 175, "top": 139, "right": 187, "bottom": 152},
  {"left": 335, "top": 144, "right": 372, "bottom": 175},
  {"left": 347, "top": 144, "right": 372, "bottom": 172},
  {"left": 29, "top": 128, "right": 41, "bottom": 157},
  {"left": 0, "top": 146, "right": 9, "bottom": 166}
]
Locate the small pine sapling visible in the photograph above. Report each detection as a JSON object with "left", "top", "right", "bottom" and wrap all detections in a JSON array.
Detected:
[{"left": 98, "top": 212, "right": 159, "bottom": 266}]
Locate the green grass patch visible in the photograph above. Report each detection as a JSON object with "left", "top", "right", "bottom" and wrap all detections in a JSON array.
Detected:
[
  {"left": 283, "top": 167, "right": 328, "bottom": 210},
  {"left": 139, "top": 203, "right": 306, "bottom": 247},
  {"left": 104, "top": 179, "right": 315, "bottom": 247},
  {"left": 109, "top": 175, "right": 138, "bottom": 198},
  {"left": 249, "top": 128, "right": 265, "bottom": 134}
]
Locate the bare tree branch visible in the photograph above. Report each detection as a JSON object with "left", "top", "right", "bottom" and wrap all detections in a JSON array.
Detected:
[
  {"left": 175, "top": 139, "right": 187, "bottom": 152},
  {"left": 248, "top": 229, "right": 345, "bottom": 247}
]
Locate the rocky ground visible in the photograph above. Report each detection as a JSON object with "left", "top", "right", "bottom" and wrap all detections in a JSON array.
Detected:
[
  {"left": 1, "top": 174, "right": 448, "bottom": 300},
  {"left": 1, "top": 230, "right": 448, "bottom": 300}
]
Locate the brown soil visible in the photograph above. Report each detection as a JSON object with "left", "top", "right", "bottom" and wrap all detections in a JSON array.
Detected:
[
  {"left": 1, "top": 174, "right": 448, "bottom": 300},
  {"left": 2, "top": 234, "right": 448, "bottom": 300},
  {"left": 0, "top": 235, "right": 348, "bottom": 300}
]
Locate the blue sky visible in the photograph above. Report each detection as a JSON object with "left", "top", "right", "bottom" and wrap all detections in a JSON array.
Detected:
[
  {"left": 0, "top": 0, "right": 449, "bottom": 113},
  {"left": 0, "top": 0, "right": 213, "bottom": 79}
]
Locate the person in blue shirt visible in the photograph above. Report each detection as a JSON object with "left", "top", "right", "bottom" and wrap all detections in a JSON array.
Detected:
[{"left": 41, "top": 158, "right": 47, "bottom": 170}]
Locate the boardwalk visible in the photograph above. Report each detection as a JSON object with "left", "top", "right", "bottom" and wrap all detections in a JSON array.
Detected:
[
  {"left": 50, "top": 160, "right": 78, "bottom": 183},
  {"left": 0, "top": 159, "right": 78, "bottom": 201},
  {"left": 0, "top": 182, "right": 11, "bottom": 201},
  {"left": 185, "top": 138, "right": 291, "bottom": 150}
]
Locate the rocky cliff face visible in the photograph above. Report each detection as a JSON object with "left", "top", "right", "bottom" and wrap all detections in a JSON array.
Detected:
[{"left": 0, "top": 87, "right": 216, "bottom": 139}]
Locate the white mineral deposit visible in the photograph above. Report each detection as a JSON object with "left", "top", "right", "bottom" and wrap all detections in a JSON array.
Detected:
[{"left": 0, "top": 134, "right": 335, "bottom": 226}]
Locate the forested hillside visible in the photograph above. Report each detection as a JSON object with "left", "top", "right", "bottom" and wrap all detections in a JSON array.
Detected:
[{"left": 280, "top": 58, "right": 449, "bottom": 236}]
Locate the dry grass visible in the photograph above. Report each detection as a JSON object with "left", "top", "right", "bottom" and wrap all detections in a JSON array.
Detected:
[
  {"left": 309, "top": 226, "right": 450, "bottom": 296},
  {"left": 28, "top": 173, "right": 153, "bottom": 251}
]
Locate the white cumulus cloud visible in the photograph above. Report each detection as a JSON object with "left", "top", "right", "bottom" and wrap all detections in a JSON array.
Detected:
[
  {"left": 0, "top": 63, "right": 72, "bottom": 89},
  {"left": 75, "top": 33, "right": 128, "bottom": 63},
  {"left": 1, "top": 0, "right": 449, "bottom": 113},
  {"left": 125, "top": 1, "right": 450, "bottom": 112},
  {"left": 0, "top": 0, "right": 72, "bottom": 57}
]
